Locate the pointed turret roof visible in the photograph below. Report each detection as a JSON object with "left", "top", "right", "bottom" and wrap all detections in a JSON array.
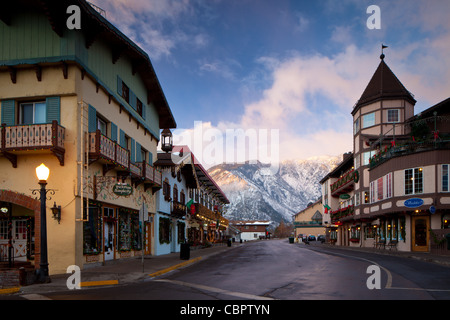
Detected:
[{"left": 352, "top": 56, "right": 416, "bottom": 115}]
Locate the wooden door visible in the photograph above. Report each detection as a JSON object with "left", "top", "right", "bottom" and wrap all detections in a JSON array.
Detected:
[{"left": 412, "top": 216, "right": 429, "bottom": 252}]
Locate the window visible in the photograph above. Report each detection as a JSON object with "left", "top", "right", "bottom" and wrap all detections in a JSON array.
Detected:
[
  {"left": 405, "top": 168, "right": 423, "bottom": 195},
  {"left": 163, "top": 179, "right": 171, "bottom": 201},
  {"left": 442, "top": 164, "right": 449, "bottom": 192},
  {"left": 136, "top": 99, "right": 143, "bottom": 117},
  {"left": 354, "top": 118, "right": 360, "bottom": 134},
  {"left": 370, "top": 173, "right": 392, "bottom": 203},
  {"left": 362, "top": 112, "right": 375, "bottom": 128},
  {"left": 362, "top": 150, "right": 376, "bottom": 166},
  {"left": 122, "top": 82, "right": 130, "bottom": 103},
  {"left": 97, "top": 117, "right": 107, "bottom": 136},
  {"left": 387, "top": 109, "right": 400, "bottom": 123},
  {"left": 20, "top": 102, "right": 46, "bottom": 124},
  {"left": 173, "top": 184, "right": 178, "bottom": 202}
]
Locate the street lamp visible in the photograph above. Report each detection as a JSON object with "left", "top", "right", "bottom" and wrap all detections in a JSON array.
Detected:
[{"left": 34, "top": 163, "right": 52, "bottom": 283}]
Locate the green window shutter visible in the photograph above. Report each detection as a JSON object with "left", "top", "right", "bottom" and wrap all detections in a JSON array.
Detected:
[
  {"left": 148, "top": 151, "right": 153, "bottom": 165},
  {"left": 119, "top": 129, "right": 126, "bottom": 148},
  {"left": 130, "top": 138, "right": 135, "bottom": 163},
  {"left": 110, "top": 122, "right": 117, "bottom": 142},
  {"left": 1, "top": 100, "right": 15, "bottom": 125},
  {"left": 129, "top": 91, "right": 137, "bottom": 110},
  {"left": 46, "top": 96, "right": 61, "bottom": 123},
  {"left": 88, "top": 104, "right": 97, "bottom": 132},
  {"left": 117, "top": 76, "right": 123, "bottom": 96},
  {"left": 135, "top": 142, "right": 142, "bottom": 162},
  {"left": 142, "top": 103, "right": 146, "bottom": 120}
]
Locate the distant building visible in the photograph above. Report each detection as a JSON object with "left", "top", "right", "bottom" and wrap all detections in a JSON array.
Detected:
[
  {"left": 293, "top": 199, "right": 326, "bottom": 240},
  {"left": 230, "top": 220, "right": 271, "bottom": 241}
]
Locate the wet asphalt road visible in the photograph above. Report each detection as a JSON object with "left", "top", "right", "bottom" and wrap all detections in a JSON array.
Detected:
[{"left": 7, "top": 239, "right": 450, "bottom": 301}]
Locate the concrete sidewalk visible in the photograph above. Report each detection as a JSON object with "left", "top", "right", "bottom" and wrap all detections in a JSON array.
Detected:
[
  {"left": 2, "top": 242, "right": 242, "bottom": 296},
  {"left": 298, "top": 240, "right": 450, "bottom": 267}
]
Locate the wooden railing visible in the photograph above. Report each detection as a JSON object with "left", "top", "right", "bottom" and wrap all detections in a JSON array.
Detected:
[
  {"left": 1, "top": 121, "right": 65, "bottom": 150},
  {"left": 89, "top": 130, "right": 129, "bottom": 169},
  {"left": 0, "top": 121, "right": 65, "bottom": 166}
]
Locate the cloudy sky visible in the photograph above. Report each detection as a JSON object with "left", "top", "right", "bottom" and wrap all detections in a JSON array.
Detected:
[{"left": 91, "top": 0, "right": 450, "bottom": 167}]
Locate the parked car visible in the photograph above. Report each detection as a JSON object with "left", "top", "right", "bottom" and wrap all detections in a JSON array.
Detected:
[
  {"left": 317, "top": 235, "right": 326, "bottom": 243},
  {"left": 307, "top": 235, "right": 316, "bottom": 241}
]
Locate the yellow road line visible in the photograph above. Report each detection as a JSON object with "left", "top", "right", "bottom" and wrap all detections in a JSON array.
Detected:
[{"left": 148, "top": 257, "right": 202, "bottom": 278}]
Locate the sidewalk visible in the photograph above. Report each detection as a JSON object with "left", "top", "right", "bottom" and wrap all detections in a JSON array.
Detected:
[
  {"left": 300, "top": 241, "right": 450, "bottom": 267},
  {"left": 2, "top": 242, "right": 243, "bottom": 296}
]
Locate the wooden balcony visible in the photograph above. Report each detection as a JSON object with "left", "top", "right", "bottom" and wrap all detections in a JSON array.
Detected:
[
  {"left": 191, "top": 203, "right": 229, "bottom": 229},
  {"left": 89, "top": 130, "right": 130, "bottom": 175},
  {"left": 0, "top": 121, "right": 65, "bottom": 167},
  {"left": 330, "top": 169, "right": 356, "bottom": 197},
  {"left": 136, "top": 161, "right": 162, "bottom": 192},
  {"left": 171, "top": 200, "right": 187, "bottom": 218}
]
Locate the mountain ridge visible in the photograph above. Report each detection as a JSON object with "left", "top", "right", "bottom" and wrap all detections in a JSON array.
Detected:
[{"left": 208, "top": 156, "right": 340, "bottom": 225}]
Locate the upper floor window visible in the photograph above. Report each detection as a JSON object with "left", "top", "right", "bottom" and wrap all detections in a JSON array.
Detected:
[
  {"left": 362, "top": 112, "right": 375, "bottom": 128},
  {"left": 20, "top": 102, "right": 46, "bottom": 124},
  {"left": 97, "top": 116, "right": 107, "bottom": 136},
  {"left": 387, "top": 109, "right": 400, "bottom": 123},
  {"left": 122, "top": 82, "right": 130, "bottom": 103},
  {"left": 354, "top": 118, "right": 360, "bottom": 134},
  {"left": 405, "top": 168, "right": 423, "bottom": 195}
]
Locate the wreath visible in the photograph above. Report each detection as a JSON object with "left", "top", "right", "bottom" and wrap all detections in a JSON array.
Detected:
[{"left": 353, "top": 170, "right": 359, "bottom": 183}]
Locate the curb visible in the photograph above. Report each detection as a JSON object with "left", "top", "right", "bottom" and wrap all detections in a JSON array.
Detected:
[{"left": 148, "top": 257, "right": 203, "bottom": 278}]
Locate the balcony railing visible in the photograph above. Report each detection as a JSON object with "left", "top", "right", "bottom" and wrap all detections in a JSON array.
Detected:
[
  {"left": 171, "top": 200, "right": 187, "bottom": 218},
  {"left": 369, "top": 137, "right": 450, "bottom": 169},
  {"left": 136, "top": 161, "right": 162, "bottom": 188},
  {"left": 89, "top": 130, "right": 162, "bottom": 190},
  {"left": 330, "top": 169, "right": 356, "bottom": 196},
  {"left": 89, "top": 130, "right": 129, "bottom": 170},
  {"left": 330, "top": 205, "right": 354, "bottom": 222},
  {"left": 0, "top": 121, "right": 65, "bottom": 166}
]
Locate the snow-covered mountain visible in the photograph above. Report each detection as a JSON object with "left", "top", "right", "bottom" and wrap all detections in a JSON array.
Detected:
[{"left": 208, "top": 156, "right": 340, "bottom": 224}]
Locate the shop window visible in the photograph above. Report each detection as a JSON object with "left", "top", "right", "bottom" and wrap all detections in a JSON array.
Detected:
[
  {"left": 159, "top": 217, "right": 171, "bottom": 244},
  {"left": 83, "top": 206, "right": 102, "bottom": 254},
  {"left": 118, "top": 209, "right": 131, "bottom": 251}
]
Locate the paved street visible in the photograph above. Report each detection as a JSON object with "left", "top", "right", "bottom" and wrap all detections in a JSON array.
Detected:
[{"left": 4, "top": 239, "right": 450, "bottom": 302}]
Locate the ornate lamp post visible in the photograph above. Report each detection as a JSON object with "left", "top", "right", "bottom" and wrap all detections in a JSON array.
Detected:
[{"left": 33, "top": 163, "right": 53, "bottom": 283}]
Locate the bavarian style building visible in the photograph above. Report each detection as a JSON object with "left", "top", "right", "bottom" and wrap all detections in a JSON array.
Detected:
[
  {"left": 0, "top": 0, "right": 176, "bottom": 277},
  {"left": 321, "top": 52, "right": 450, "bottom": 253}
]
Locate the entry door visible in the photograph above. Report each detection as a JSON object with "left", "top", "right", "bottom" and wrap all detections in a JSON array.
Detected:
[
  {"left": 13, "top": 220, "right": 28, "bottom": 261},
  {"left": 104, "top": 208, "right": 115, "bottom": 261},
  {"left": 412, "top": 216, "right": 429, "bottom": 252},
  {"left": 0, "top": 220, "right": 28, "bottom": 261}
]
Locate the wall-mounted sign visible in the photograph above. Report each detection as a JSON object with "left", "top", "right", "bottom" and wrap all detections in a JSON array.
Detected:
[
  {"left": 404, "top": 198, "right": 424, "bottom": 208},
  {"left": 339, "top": 194, "right": 351, "bottom": 200},
  {"left": 113, "top": 183, "right": 133, "bottom": 196}
]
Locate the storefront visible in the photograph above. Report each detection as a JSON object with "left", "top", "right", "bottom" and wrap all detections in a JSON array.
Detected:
[{"left": 83, "top": 200, "right": 150, "bottom": 264}]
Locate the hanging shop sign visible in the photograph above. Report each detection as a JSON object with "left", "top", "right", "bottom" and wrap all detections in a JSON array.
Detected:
[
  {"left": 113, "top": 183, "right": 133, "bottom": 196},
  {"left": 339, "top": 193, "right": 351, "bottom": 200},
  {"left": 404, "top": 198, "right": 424, "bottom": 208}
]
